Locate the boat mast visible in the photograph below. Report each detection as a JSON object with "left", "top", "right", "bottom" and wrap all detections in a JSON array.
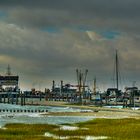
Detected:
[
  {"left": 93, "top": 77, "right": 96, "bottom": 95},
  {"left": 116, "top": 50, "right": 119, "bottom": 90}
]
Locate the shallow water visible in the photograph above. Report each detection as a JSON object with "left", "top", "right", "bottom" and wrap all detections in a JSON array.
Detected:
[
  {"left": 0, "top": 103, "right": 94, "bottom": 127},
  {"left": 0, "top": 103, "right": 81, "bottom": 112},
  {"left": 104, "top": 105, "right": 123, "bottom": 109},
  {"left": 44, "top": 132, "right": 108, "bottom": 140}
]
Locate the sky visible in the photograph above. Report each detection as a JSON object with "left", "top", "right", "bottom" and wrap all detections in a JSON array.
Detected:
[{"left": 0, "top": 0, "right": 140, "bottom": 91}]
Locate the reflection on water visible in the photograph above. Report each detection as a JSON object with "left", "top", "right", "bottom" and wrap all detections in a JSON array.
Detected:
[{"left": 0, "top": 103, "right": 94, "bottom": 127}]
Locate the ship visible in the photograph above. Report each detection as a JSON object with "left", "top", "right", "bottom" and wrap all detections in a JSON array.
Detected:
[{"left": 0, "top": 65, "right": 19, "bottom": 103}]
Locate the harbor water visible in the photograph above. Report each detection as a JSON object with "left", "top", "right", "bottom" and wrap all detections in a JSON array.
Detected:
[{"left": 0, "top": 103, "right": 94, "bottom": 127}]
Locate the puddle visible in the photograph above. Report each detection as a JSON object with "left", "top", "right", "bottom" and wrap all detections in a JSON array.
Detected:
[
  {"left": 85, "top": 136, "right": 108, "bottom": 140},
  {"left": 44, "top": 132, "right": 68, "bottom": 139},
  {"left": 60, "top": 125, "right": 79, "bottom": 130}
]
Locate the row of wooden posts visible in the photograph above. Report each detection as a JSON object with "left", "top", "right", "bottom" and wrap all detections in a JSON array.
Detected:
[
  {"left": 0, "top": 93, "right": 26, "bottom": 106},
  {"left": 0, "top": 109, "right": 48, "bottom": 113}
]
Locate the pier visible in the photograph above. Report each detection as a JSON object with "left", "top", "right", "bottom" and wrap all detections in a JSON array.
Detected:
[{"left": 0, "top": 66, "right": 139, "bottom": 108}]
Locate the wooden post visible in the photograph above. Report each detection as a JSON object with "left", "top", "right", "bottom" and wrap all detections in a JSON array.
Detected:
[
  {"left": 39, "top": 92, "right": 42, "bottom": 101},
  {"left": 16, "top": 93, "right": 18, "bottom": 105},
  {"left": 21, "top": 93, "right": 23, "bottom": 106},
  {"left": 7, "top": 93, "right": 10, "bottom": 104},
  {"left": 4, "top": 94, "right": 6, "bottom": 103},
  {"left": 11, "top": 94, "right": 14, "bottom": 104},
  {"left": 0, "top": 94, "right": 1, "bottom": 103},
  {"left": 23, "top": 93, "right": 26, "bottom": 105}
]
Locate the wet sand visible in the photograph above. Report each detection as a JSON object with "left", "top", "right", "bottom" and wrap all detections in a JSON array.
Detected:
[
  {"left": 36, "top": 101, "right": 140, "bottom": 119},
  {"left": 41, "top": 111, "right": 139, "bottom": 119}
]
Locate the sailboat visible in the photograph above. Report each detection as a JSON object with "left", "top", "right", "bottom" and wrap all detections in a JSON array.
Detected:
[{"left": 106, "top": 50, "right": 122, "bottom": 104}]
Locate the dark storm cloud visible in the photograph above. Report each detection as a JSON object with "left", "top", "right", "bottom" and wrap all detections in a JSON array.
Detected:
[
  {"left": 0, "top": 0, "right": 140, "bottom": 33},
  {"left": 0, "top": 22, "right": 116, "bottom": 89},
  {"left": 0, "top": 1, "right": 140, "bottom": 90}
]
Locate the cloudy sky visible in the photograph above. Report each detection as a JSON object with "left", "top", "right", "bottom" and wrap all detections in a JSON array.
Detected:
[{"left": 0, "top": 0, "right": 140, "bottom": 91}]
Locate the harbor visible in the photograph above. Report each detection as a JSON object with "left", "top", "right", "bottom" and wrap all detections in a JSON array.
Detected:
[
  {"left": 0, "top": 40, "right": 139, "bottom": 140},
  {"left": 0, "top": 62, "right": 140, "bottom": 108},
  {"left": 0, "top": 59, "right": 139, "bottom": 140},
  {"left": 0, "top": 1, "right": 140, "bottom": 139}
]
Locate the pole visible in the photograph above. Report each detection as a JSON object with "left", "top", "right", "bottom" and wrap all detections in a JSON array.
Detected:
[
  {"left": 94, "top": 77, "right": 96, "bottom": 95},
  {"left": 116, "top": 50, "right": 119, "bottom": 90},
  {"left": 115, "top": 50, "right": 119, "bottom": 104},
  {"left": 134, "top": 90, "right": 135, "bottom": 110}
]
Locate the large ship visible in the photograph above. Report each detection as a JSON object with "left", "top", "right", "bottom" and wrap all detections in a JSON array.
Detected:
[{"left": 0, "top": 65, "right": 19, "bottom": 103}]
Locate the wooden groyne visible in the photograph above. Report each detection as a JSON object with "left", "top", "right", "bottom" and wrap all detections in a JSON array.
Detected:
[{"left": 0, "top": 109, "right": 48, "bottom": 113}]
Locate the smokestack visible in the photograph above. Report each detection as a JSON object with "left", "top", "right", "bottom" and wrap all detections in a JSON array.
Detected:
[{"left": 52, "top": 80, "right": 55, "bottom": 91}]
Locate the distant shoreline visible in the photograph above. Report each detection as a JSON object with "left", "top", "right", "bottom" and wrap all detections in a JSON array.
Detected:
[{"left": 24, "top": 100, "right": 140, "bottom": 119}]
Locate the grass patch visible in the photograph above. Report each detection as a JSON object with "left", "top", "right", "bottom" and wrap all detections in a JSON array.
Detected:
[
  {"left": 52, "top": 118, "right": 140, "bottom": 140},
  {"left": 75, "top": 118, "right": 140, "bottom": 140},
  {"left": 1, "top": 118, "right": 140, "bottom": 140},
  {"left": 0, "top": 123, "right": 58, "bottom": 140}
]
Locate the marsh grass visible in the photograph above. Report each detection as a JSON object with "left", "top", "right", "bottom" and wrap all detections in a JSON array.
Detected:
[
  {"left": 0, "top": 118, "right": 140, "bottom": 140},
  {"left": 0, "top": 123, "right": 58, "bottom": 140},
  {"left": 76, "top": 118, "right": 140, "bottom": 140},
  {"left": 52, "top": 118, "right": 140, "bottom": 140}
]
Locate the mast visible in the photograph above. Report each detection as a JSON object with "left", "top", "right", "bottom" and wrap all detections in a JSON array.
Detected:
[
  {"left": 93, "top": 77, "right": 96, "bottom": 95},
  {"left": 116, "top": 50, "right": 119, "bottom": 90},
  {"left": 115, "top": 50, "right": 119, "bottom": 105},
  {"left": 83, "top": 69, "right": 88, "bottom": 93}
]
